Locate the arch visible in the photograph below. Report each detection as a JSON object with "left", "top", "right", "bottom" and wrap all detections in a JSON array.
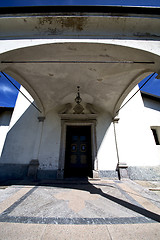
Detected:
[
  {"left": 1, "top": 39, "right": 160, "bottom": 61},
  {"left": 0, "top": 41, "right": 160, "bottom": 116},
  {"left": 1, "top": 68, "right": 45, "bottom": 115},
  {"left": 113, "top": 70, "right": 155, "bottom": 116}
]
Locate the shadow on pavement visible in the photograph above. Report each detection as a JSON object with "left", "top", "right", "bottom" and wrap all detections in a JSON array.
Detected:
[{"left": 0, "top": 178, "right": 160, "bottom": 223}]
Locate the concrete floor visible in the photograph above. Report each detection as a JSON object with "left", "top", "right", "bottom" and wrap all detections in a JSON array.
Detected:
[{"left": 0, "top": 179, "right": 160, "bottom": 240}]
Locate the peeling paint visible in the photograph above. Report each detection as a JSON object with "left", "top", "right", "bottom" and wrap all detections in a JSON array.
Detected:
[
  {"left": 68, "top": 46, "right": 77, "bottom": 51},
  {"left": 47, "top": 27, "right": 59, "bottom": 35},
  {"left": 99, "top": 54, "right": 111, "bottom": 57},
  {"left": 37, "top": 16, "right": 88, "bottom": 32},
  {"left": 34, "top": 16, "right": 88, "bottom": 35},
  {"left": 56, "top": 17, "right": 88, "bottom": 31},
  {"left": 89, "top": 68, "right": 96, "bottom": 72},
  {"left": 38, "top": 17, "right": 53, "bottom": 25},
  {"left": 34, "top": 25, "right": 61, "bottom": 36}
]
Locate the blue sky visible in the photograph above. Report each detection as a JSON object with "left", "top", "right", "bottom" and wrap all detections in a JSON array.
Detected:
[
  {"left": 0, "top": 73, "right": 20, "bottom": 107},
  {"left": 0, "top": 1, "right": 160, "bottom": 107},
  {"left": 138, "top": 74, "right": 160, "bottom": 96}
]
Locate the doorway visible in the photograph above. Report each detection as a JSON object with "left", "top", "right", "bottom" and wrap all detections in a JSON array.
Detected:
[{"left": 64, "top": 126, "right": 92, "bottom": 178}]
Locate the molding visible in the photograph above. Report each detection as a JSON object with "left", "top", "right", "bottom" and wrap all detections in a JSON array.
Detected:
[
  {"left": 59, "top": 114, "right": 98, "bottom": 120},
  {"left": 38, "top": 116, "right": 45, "bottom": 122},
  {"left": 117, "top": 162, "right": 128, "bottom": 169},
  {"left": 112, "top": 117, "right": 120, "bottom": 123},
  {"left": 58, "top": 117, "right": 98, "bottom": 179},
  {"left": 0, "top": 6, "right": 160, "bottom": 16}
]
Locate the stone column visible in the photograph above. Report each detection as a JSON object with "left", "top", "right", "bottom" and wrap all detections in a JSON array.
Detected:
[
  {"left": 113, "top": 117, "right": 128, "bottom": 180},
  {"left": 27, "top": 116, "right": 45, "bottom": 179}
]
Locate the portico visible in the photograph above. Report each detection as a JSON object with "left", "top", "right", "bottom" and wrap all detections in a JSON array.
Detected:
[{"left": 0, "top": 5, "right": 160, "bottom": 180}]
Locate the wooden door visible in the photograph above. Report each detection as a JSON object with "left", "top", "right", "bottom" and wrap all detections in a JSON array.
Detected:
[{"left": 64, "top": 126, "right": 92, "bottom": 177}]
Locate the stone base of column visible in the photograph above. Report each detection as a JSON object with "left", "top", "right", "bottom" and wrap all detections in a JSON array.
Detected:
[
  {"left": 57, "top": 169, "right": 64, "bottom": 179},
  {"left": 92, "top": 170, "right": 99, "bottom": 179},
  {"left": 27, "top": 159, "right": 39, "bottom": 180},
  {"left": 117, "top": 162, "right": 129, "bottom": 180}
]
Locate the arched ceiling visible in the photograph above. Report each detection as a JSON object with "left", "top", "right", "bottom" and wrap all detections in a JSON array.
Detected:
[{"left": 1, "top": 42, "right": 160, "bottom": 116}]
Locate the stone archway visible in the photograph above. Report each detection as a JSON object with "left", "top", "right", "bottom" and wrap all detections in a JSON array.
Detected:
[
  {"left": 0, "top": 41, "right": 160, "bottom": 180},
  {"left": 0, "top": 42, "right": 160, "bottom": 116}
]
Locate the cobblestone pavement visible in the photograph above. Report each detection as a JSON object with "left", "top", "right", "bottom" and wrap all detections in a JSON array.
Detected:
[{"left": 0, "top": 179, "right": 160, "bottom": 240}]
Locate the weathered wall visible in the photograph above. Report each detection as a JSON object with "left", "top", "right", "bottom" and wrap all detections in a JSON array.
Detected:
[
  {"left": 1, "top": 85, "right": 160, "bottom": 180},
  {"left": 38, "top": 109, "right": 61, "bottom": 171},
  {"left": 0, "top": 89, "right": 118, "bottom": 178},
  {"left": 0, "top": 110, "right": 13, "bottom": 156},
  {"left": 0, "top": 89, "right": 38, "bottom": 165},
  {"left": 97, "top": 112, "right": 117, "bottom": 171},
  {"left": 0, "top": 87, "right": 39, "bottom": 180},
  {"left": 142, "top": 94, "right": 160, "bottom": 157},
  {"left": 116, "top": 86, "right": 160, "bottom": 167}
]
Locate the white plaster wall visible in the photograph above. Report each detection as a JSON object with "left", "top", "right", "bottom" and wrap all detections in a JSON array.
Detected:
[
  {"left": 142, "top": 96, "right": 160, "bottom": 157},
  {"left": 38, "top": 109, "right": 61, "bottom": 170},
  {"left": 1, "top": 84, "right": 159, "bottom": 171},
  {"left": 0, "top": 87, "right": 39, "bottom": 164},
  {"left": 0, "top": 126, "right": 8, "bottom": 156},
  {"left": 9, "top": 86, "right": 34, "bottom": 130},
  {"left": 0, "top": 111, "right": 12, "bottom": 156},
  {"left": 0, "top": 87, "right": 61, "bottom": 168},
  {"left": 116, "top": 86, "right": 160, "bottom": 167},
  {"left": 97, "top": 112, "right": 118, "bottom": 171},
  {"left": 143, "top": 97, "right": 160, "bottom": 125}
]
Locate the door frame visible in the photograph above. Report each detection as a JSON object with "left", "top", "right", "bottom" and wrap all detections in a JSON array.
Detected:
[{"left": 58, "top": 114, "right": 97, "bottom": 179}]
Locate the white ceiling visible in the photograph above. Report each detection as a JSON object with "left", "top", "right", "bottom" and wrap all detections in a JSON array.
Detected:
[{"left": 1, "top": 42, "right": 159, "bottom": 115}]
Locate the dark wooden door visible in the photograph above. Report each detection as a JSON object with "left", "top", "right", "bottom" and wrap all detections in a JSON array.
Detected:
[{"left": 64, "top": 126, "right": 92, "bottom": 178}]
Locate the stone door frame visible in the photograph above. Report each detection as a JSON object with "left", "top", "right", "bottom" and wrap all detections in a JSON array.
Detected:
[{"left": 58, "top": 114, "right": 97, "bottom": 179}]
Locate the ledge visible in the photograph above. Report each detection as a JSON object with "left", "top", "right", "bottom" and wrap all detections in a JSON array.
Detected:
[
  {"left": 0, "top": 6, "right": 160, "bottom": 16},
  {"left": 59, "top": 114, "right": 98, "bottom": 120}
]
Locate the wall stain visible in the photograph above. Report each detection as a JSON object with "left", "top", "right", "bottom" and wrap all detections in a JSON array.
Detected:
[
  {"left": 89, "top": 68, "right": 96, "bottom": 72},
  {"left": 35, "top": 16, "right": 87, "bottom": 35},
  {"left": 47, "top": 27, "right": 59, "bottom": 35},
  {"left": 38, "top": 17, "right": 53, "bottom": 25},
  {"left": 134, "top": 32, "right": 160, "bottom": 38},
  {"left": 56, "top": 17, "right": 88, "bottom": 31},
  {"left": 99, "top": 54, "right": 111, "bottom": 58},
  {"left": 68, "top": 46, "right": 77, "bottom": 51}
]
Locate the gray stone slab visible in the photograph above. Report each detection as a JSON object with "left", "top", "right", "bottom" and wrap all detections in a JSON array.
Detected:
[
  {"left": 3, "top": 184, "right": 143, "bottom": 219},
  {"left": 126, "top": 180, "right": 160, "bottom": 210},
  {"left": 0, "top": 180, "right": 160, "bottom": 225},
  {"left": 99, "top": 170, "right": 118, "bottom": 179},
  {"left": 0, "top": 186, "right": 22, "bottom": 204},
  {"left": 128, "top": 166, "right": 160, "bottom": 181}
]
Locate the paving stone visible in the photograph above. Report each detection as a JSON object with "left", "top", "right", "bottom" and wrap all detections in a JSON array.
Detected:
[
  {"left": 0, "top": 222, "right": 46, "bottom": 240},
  {"left": 0, "top": 186, "right": 34, "bottom": 214},
  {"left": 42, "top": 225, "right": 111, "bottom": 240},
  {"left": 107, "top": 223, "right": 160, "bottom": 240},
  {"left": 0, "top": 180, "right": 159, "bottom": 240},
  {"left": 0, "top": 186, "right": 21, "bottom": 204}
]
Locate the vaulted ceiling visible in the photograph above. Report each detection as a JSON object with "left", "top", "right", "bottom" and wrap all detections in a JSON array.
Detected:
[{"left": 1, "top": 42, "right": 159, "bottom": 116}]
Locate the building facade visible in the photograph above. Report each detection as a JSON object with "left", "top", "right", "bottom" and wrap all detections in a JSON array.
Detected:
[
  {"left": 0, "top": 5, "right": 160, "bottom": 181},
  {"left": 0, "top": 85, "right": 160, "bottom": 181}
]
